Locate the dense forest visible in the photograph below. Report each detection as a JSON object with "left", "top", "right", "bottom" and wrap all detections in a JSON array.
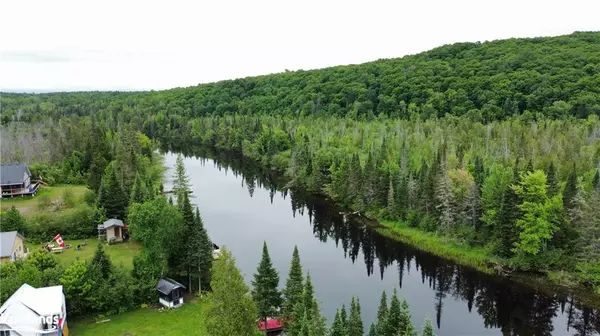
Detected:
[{"left": 2, "top": 31, "right": 600, "bottom": 293}]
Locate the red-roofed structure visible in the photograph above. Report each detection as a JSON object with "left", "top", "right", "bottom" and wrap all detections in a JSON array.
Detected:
[{"left": 258, "top": 318, "right": 284, "bottom": 332}]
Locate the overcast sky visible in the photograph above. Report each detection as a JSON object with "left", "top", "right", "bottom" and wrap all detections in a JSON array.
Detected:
[{"left": 1, "top": 0, "right": 599, "bottom": 92}]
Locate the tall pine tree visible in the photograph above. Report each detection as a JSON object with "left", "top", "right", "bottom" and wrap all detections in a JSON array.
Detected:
[
  {"left": 348, "top": 296, "right": 363, "bottom": 336},
  {"left": 546, "top": 161, "right": 559, "bottom": 197},
  {"left": 283, "top": 246, "right": 304, "bottom": 323},
  {"left": 376, "top": 291, "right": 388, "bottom": 335},
  {"left": 563, "top": 165, "right": 578, "bottom": 213},
  {"left": 495, "top": 163, "right": 521, "bottom": 257},
  {"left": 97, "top": 161, "right": 128, "bottom": 220},
  {"left": 421, "top": 318, "right": 435, "bottom": 336},
  {"left": 252, "top": 241, "right": 282, "bottom": 335},
  {"left": 189, "top": 207, "right": 213, "bottom": 292}
]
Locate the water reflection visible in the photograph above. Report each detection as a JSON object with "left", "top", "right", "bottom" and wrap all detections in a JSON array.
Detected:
[{"left": 166, "top": 146, "right": 600, "bottom": 336}]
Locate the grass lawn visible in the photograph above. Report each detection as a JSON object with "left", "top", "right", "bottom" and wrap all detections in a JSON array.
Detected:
[
  {"left": 69, "top": 301, "right": 208, "bottom": 336},
  {"left": 41, "top": 239, "right": 141, "bottom": 270},
  {"left": 0, "top": 185, "right": 89, "bottom": 217}
]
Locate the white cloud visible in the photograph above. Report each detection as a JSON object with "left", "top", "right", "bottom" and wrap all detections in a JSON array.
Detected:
[{"left": 1, "top": 0, "right": 598, "bottom": 91}]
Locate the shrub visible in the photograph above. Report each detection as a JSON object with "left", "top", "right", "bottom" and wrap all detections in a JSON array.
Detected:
[
  {"left": 62, "top": 189, "right": 76, "bottom": 208},
  {"left": 26, "top": 204, "right": 97, "bottom": 242}
]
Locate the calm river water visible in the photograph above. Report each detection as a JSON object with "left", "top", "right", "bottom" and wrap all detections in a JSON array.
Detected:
[{"left": 164, "top": 151, "right": 599, "bottom": 336}]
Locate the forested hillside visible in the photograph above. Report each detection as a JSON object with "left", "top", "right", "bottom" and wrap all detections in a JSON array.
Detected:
[
  {"left": 2, "top": 31, "right": 600, "bottom": 293},
  {"left": 2, "top": 31, "right": 600, "bottom": 124}
]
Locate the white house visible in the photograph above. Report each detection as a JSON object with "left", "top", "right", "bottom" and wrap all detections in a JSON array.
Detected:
[{"left": 0, "top": 284, "right": 68, "bottom": 336}]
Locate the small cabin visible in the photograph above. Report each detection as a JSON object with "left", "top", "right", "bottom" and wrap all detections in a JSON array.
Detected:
[
  {"left": 0, "top": 162, "right": 39, "bottom": 198},
  {"left": 97, "top": 218, "right": 126, "bottom": 243},
  {"left": 156, "top": 278, "right": 186, "bottom": 308}
]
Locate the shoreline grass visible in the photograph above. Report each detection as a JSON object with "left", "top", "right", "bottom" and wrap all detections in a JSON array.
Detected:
[{"left": 377, "top": 220, "right": 499, "bottom": 274}]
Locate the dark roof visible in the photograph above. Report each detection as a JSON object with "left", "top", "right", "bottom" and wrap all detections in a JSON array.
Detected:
[
  {"left": 0, "top": 231, "right": 24, "bottom": 258},
  {"left": 156, "top": 278, "right": 186, "bottom": 295},
  {"left": 0, "top": 163, "right": 31, "bottom": 186}
]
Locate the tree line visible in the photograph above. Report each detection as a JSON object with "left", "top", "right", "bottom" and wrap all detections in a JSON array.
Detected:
[{"left": 2, "top": 32, "right": 600, "bottom": 126}]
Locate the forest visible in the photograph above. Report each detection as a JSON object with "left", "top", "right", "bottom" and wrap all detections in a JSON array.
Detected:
[{"left": 2, "top": 31, "right": 600, "bottom": 294}]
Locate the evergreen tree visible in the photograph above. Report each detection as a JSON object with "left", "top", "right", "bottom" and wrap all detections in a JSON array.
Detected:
[
  {"left": 89, "top": 243, "right": 112, "bottom": 279},
  {"left": 546, "top": 161, "right": 559, "bottom": 197},
  {"left": 97, "top": 161, "right": 128, "bottom": 220},
  {"left": 290, "top": 273, "right": 327, "bottom": 336},
  {"left": 525, "top": 158, "right": 534, "bottom": 173},
  {"left": 339, "top": 304, "right": 348, "bottom": 336},
  {"left": 436, "top": 166, "right": 454, "bottom": 234},
  {"left": 349, "top": 154, "right": 363, "bottom": 209},
  {"left": 283, "top": 246, "right": 304, "bottom": 322},
  {"left": 130, "top": 172, "right": 149, "bottom": 204},
  {"left": 376, "top": 291, "right": 388, "bottom": 335},
  {"left": 421, "top": 318, "right": 435, "bottom": 336},
  {"left": 387, "top": 178, "right": 397, "bottom": 219},
  {"left": 400, "top": 299, "right": 415, "bottom": 336},
  {"left": 381, "top": 289, "right": 402, "bottom": 336},
  {"left": 329, "top": 309, "right": 344, "bottom": 336},
  {"left": 189, "top": 207, "right": 213, "bottom": 292},
  {"left": 252, "top": 241, "right": 282, "bottom": 334},
  {"left": 206, "top": 247, "right": 258, "bottom": 336},
  {"left": 173, "top": 153, "right": 191, "bottom": 200},
  {"left": 363, "top": 152, "right": 377, "bottom": 207},
  {"left": 563, "top": 165, "right": 578, "bottom": 212},
  {"left": 88, "top": 155, "right": 108, "bottom": 192},
  {"left": 368, "top": 323, "right": 377, "bottom": 336},
  {"left": 495, "top": 164, "right": 521, "bottom": 257},
  {"left": 348, "top": 296, "right": 363, "bottom": 336},
  {"left": 474, "top": 156, "right": 485, "bottom": 189}
]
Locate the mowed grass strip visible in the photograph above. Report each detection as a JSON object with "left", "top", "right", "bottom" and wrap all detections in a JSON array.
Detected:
[
  {"left": 40, "top": 239, "right": 141, "bottom": 270},
  {"left": 0, "top": 185, "right": 89, "bottom": 217},
  {"left": 69, "top": 301, "right": 208, "bottom": 336}
]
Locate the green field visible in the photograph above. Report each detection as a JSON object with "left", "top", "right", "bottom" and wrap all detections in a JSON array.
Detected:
[
  {"left": 40, "top": 239, "right": 141, "bottom": 270},
  {"left": 69, "top": 301, "right": 208, "bottom": 336},
  {"left": 0, "top": 185, "right": 89, "bottom": 217}
]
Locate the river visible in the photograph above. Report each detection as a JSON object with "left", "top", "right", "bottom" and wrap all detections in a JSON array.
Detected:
[{"left": 164, "top": 151, "right": 600, "bottom": 336}]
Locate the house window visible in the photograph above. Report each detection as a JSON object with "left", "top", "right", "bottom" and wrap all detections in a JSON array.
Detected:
[
  {"left": 0, "top": 330, "right": 11, "bottom": 336},
  {"left": 19, "top": 245, "right": 22, "bottom": 252}
]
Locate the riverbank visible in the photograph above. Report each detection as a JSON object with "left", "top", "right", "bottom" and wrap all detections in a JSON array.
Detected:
[
  {"left": 375, "top": 220, "right": 499, "bottom": 274},
  {"left": 374, "top": 218, "right": 600, "bottom": 308}
]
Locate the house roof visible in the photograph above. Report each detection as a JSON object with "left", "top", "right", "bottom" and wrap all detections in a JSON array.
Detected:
[
  {"left": 156, "top": 278, "right": 186, "bottom": 295},
  {"left": 0, "top": 284, "right": 65, "bottom": 333},
  {"left": 0, "top": 162, "right": 30, "bottom": 186},
  {"left": 0, "top": 231, "right": 23, "bottom": 258},
  {"left": 100, "top": 218, "right": 124, "bottom": 229}
]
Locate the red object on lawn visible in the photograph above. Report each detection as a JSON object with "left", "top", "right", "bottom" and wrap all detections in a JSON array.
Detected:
[{"left": 258, "top": 318, "right": 284, "bottom": 331}]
